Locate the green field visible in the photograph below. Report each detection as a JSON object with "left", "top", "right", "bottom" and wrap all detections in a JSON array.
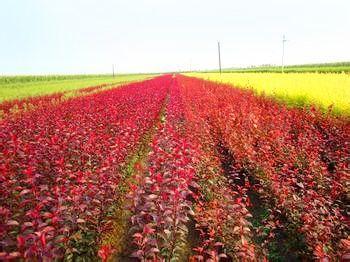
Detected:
[
  {"left": 0, "top": 74, "right": 155, "bottom": 102},
  {"left": 200, "top": 61, "right": 350, "bottom": 73}
]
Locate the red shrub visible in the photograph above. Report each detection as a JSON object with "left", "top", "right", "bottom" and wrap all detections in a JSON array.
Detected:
[
  {"left": 177, "top": 75, "right": 349, "bottom": 258},
  {"left": 0, "top": 76, "right": 169, "bottom": 260},
  {"left": 128, "top": 80, "right": 198, "bottom": 260}
]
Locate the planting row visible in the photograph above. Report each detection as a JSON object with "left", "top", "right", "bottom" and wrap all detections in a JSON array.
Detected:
[
  {"left": 0, "top": 82, "right": 122, "bottom": 120},
  {"left": 179, "top": 77, "right": 259, "bottom": 260},
  {"left": 0, "top": 76, "right": 170, "bottom": 260},
  {"left": 177, "top": 75, "right": 349, "bottom": 259},
  {"left": 121, "top": 77, "right": 260, "bottom": 261},
  {"left": 128, "top": 82, "right": 197, "bottom": 260},
  {"left": 1, "top": 73, "right": 348, "bottom": 260}
]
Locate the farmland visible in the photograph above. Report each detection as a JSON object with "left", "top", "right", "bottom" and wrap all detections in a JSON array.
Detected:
[
  {"left": 0, "top": 74, "right": 348, "bottom": 261},
  {"left": 212, "top": 62, "right": 350, "bottom": 73},
  {"left": 188, "top": 72, "right": 350, "bottom": 115},
  {"left": 0, "top": 74, "right": 154, "bottom": 102}
]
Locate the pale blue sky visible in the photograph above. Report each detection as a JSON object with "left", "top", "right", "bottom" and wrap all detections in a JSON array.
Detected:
[{"left": 0, "top": 0, "right": 349, "bottom": 74}]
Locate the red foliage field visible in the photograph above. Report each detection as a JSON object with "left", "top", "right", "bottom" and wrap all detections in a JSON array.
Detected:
[{"left": 0, "top": 75, "right": 349, "bottom": 261}]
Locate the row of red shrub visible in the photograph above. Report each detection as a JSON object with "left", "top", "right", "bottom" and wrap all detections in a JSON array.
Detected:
[
  {"left": 1, "top": 74, "right": 348, "bottom": 260},
  {"left": 0, "top": 93, "right": 65, "bottom": 118},
  {"left": 127, "top": 78, "right": 198, "bottom": 260},
  {"left": 0, "top": 83, "right": 115, "bottom": 119},
  {"left": 178, "top": 77, "right": 259, "bottom": 260},
  {"left": 177, "top": 75, "right": 349, "bottom": 259},
  {"left": 94, "top": 74, "right": 349, "bottom": 260},
  {"left": 0, "top": 76, "right": 169, "bottom": 260},
  {"left": 126, "top": 78, "right": 258, "bottom": 261}
]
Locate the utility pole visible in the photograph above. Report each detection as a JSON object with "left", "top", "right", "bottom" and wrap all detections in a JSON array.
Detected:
[
  {"left": 112, "top": 64, "right": 115, "bottom": 77},
  {"left": 217, "top": 41, "right": 222, "bottom": 74},
  {"left": 282, "top": 35, "right": 287, "bottom": 73}
]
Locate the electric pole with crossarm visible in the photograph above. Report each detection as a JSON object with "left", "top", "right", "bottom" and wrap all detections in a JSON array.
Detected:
[
  {"left": 282, "top": 35, "right": 287, "bottom": 73},
  {"left": 217, "top": 41, "right": 222, "bottom": 74}
]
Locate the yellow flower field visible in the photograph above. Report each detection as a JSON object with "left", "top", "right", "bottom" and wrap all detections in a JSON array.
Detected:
[{"left": 187, "top": 72, "right": 350, "bottom": 115}]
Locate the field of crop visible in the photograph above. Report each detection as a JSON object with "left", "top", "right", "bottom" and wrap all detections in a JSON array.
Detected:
[
  {"left": 0, "top": 74, "right": 154, "bottom": 102},
  {"left": 188, "top": 72, "right": 350, "bottom": 115},
  {"left": 0, "top": 74, "right": 348, "bottom": 261},
  {"left": 210, "top": 62, "right": 350, "bottom": 73}
]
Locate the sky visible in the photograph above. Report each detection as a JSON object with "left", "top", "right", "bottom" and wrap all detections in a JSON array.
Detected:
[{"left": 0, "top": 0, "right": 349, "bottom": 74}]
